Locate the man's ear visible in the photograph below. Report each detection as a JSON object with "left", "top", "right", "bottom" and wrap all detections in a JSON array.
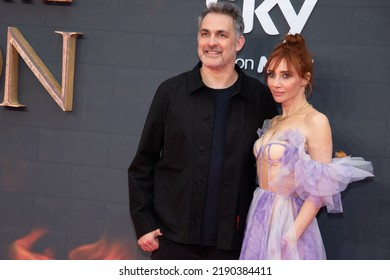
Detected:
[{"left": 236, "top": 35, "right": 245, "bottom": 52}]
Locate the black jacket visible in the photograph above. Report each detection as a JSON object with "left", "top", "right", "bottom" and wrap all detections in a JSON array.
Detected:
[{"left": 128, "top": 62, "right": 278, "bottom": 250}]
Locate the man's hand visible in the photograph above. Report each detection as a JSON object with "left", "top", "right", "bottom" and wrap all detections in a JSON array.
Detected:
[{"left": 137, "top": 229, "right": 162, "bottom": 252}]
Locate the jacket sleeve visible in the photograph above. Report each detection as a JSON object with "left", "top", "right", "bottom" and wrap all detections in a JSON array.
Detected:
[{"left": 128, "top": 83, "right": 167, "bottom": 238}]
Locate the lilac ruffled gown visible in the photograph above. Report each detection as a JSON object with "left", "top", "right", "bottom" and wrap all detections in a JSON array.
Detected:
[{"left": 239, "top": 120, "right": 374, "bottom": 260}]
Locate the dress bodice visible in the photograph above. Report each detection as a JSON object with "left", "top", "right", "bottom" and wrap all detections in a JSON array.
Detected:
[{"left": 254, "top": 123, "right": 305, "bottom": 197}]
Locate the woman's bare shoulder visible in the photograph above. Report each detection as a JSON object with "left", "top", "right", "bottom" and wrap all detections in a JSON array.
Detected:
[{"left": 305, "top": 107, "right": 330, "bottom": 129}]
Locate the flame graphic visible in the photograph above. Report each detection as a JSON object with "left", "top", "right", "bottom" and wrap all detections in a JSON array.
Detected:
[
  {"left": 69, "top": 236, "right": 133, "bottom": 260},
  {"left": 9, "top": 229, "right": 134, "bottom": 260},
  {"left": 9, "top": 229, "right": 54, "bottom": 260}
]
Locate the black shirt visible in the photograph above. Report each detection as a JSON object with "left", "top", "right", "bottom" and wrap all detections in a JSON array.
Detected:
[{"left": 201, "top": 82, "right": 237, "bottom": 246}]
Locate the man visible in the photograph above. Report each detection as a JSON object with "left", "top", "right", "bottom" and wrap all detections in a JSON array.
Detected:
[{"left": 128, "top": 2, "right": 277, "bottom": 260}]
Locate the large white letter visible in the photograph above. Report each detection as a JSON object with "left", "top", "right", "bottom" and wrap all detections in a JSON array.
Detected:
[
  {"left": 255, "top": 0, "right": 318, "bottom": 35},
  {"left": 242, "top": 0, "right": 256, "bottom": 33},
  {"left": 206, "top": 0, "right": 218, "bottom": 7}
]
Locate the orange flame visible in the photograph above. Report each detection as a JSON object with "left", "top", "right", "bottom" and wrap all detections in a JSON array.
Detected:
[
  {"left": 69, "top": 236, "right": 133, "bottom": 260},
  {"left": 9, "top": 229, "right": 54, "bottom": 260},
  {"left": 9, "top": 229, "right": 135, "bottom": 260}
]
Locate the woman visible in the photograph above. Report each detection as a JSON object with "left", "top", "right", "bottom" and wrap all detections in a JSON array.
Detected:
[{"left": 240, "top": 34, "right": 374, "bottom": 260}]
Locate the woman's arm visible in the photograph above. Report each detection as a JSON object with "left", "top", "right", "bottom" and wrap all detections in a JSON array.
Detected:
[{"left": 293, "top": 111, "right": 333, "bottom": 239}]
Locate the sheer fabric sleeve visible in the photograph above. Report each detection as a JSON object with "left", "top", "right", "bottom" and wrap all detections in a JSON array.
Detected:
[{"left": 294, "top": 148, "right": 374, "bottom": 213}]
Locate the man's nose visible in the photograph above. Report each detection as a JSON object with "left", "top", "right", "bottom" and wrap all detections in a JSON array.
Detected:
[{"left": 207, "top": 34, "right": 218, "bottom": 45}]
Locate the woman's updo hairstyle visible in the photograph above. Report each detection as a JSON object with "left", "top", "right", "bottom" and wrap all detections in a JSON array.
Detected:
[{"left": 264, "top": 33, "right": 313, "bottom": 97}]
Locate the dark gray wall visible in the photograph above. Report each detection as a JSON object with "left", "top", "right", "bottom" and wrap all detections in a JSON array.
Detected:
[{"left": 0, "top": 0, "right": 388, "bottom": 260}]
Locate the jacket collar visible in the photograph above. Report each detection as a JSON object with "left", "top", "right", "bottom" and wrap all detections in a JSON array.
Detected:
[{"left": 188, "top": 62, "right": 251, "bottom": 101}]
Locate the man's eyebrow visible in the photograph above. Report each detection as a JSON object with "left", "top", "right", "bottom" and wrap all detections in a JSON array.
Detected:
[{"left": 199, "top": 28, "right": 229, "bottom": 33}]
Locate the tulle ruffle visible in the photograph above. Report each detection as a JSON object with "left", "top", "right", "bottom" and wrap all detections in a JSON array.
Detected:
[
  {"left": 258, "top": 122, "right": 374, "bottom": 213},
  {"left": 295, "top": 155, "right": 374, "bottom": 212}
]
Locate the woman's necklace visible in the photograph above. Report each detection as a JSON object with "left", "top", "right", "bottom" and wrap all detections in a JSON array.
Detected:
[{"left": 277, "top": 102, "right": 311, "bottom": 122}]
